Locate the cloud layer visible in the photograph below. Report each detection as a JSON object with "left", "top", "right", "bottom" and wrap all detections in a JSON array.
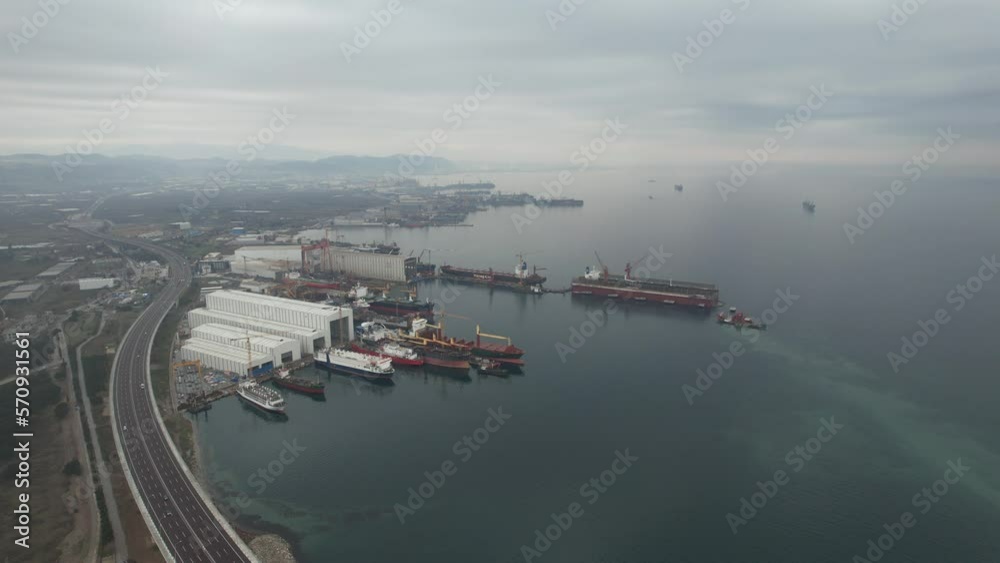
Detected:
[{"left": 1, "top": 0, "right": 997, "bottom": 168}]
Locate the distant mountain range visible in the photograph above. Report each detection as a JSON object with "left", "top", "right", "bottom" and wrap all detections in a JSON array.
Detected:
[{"left": 0, "top": 152, "right": 459, "bottom": 192}]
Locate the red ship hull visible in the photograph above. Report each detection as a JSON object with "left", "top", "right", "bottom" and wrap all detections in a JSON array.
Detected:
[
  {"left": 424, "top": 355, "right": 471, "bottom": 370},
  {"left": 272, "top": 378, "right": 325, "bottom": 395},
  {"left": 349, "top": 342, "right": 425, "bottom": 367}
]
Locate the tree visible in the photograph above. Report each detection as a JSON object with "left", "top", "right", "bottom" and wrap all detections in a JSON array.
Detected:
[{"left": 63, "top": 459, "right": 83, "bottom": 476}]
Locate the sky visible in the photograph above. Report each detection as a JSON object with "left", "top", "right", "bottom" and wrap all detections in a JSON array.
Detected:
[{"left": 0, "top": 0, "right": 998, "bottom": 169}]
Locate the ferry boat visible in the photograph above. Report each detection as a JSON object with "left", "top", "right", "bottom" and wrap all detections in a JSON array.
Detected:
[
  {"left": 315, "top": 348, "right": 394, "bottom": 383},
  {"left": 236, "top": 380, "right": 287, "bottom": 413}
]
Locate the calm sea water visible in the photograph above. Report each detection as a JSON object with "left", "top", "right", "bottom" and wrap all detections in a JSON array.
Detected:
[{"left": 195, "top": 167, "right": 1000, "bottom": 563}]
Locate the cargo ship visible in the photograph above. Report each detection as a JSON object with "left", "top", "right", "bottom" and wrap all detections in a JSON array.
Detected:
[
  {"left": 537, "top": 198, "right": 584, "bottom": 207},
  {"left": 571, "top": 256, "right": 719, "bottom": 309},
  {"left": 349, "top": 341, "right": 425, "bottom": 367},
  {"left": 367, "top": 294, "right": 435, "bottom": 319},
  {"left": 271, "top": 369, "right": 325, "bottom": 396},
  {"left": 399, "top": 319, "right": 523, "bottom": 366},
  {"left": 440, "top": 256, "right": 546, "bottom": 287},
  {"left": 315, "top": 348, "right": 395, "bottom": 384},
  {"left": 236, "top": 381, "right": 287, "bottom": 414},
  {"left": 421, "top": 347, "right": 472, "bottom": 372}
]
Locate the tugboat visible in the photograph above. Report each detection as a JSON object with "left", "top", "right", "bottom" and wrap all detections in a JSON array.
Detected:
[
  {"left": 271, "top": 369, "right": 325, "bottom": 396},
  {"left": 716, "top": 307, "right": 767, "bottom": 330},
  {"left": 474, "top": 358, "right": 508, "bottom": 377},
  {"left": 802, "top": 200, "right": 816, "bottom": 213},
  {"left": 236, "top": 380, "right": 287, "bottom": 414},
  {"left": 315, "top": 348, "right": 395, "bottom": 384}
]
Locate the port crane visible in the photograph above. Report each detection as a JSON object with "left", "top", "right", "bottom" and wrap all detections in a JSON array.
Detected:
[
  {"left": 594, "top": 251, "right": 610, "bottom": 281},
  {"left": 476, "top": 325, "right": 512, "bottom": 347}
]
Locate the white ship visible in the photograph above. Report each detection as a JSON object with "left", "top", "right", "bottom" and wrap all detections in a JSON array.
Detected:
[
  {"left": 315, "top": 348, "right": 395, "bottom": 383},
  {"left": 236, "top": 380, "right": 286, "bottom": 414}
]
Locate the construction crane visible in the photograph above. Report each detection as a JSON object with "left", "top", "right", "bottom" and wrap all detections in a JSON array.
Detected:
[
  {"left": 229, "top": 332, "right": 255, "bottom": 378},
  {"left": 594, "top": 251, "right": 610, "bottom": 280}
]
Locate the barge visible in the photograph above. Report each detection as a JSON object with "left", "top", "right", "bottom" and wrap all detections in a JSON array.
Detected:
[{"left": 571, "top": 258, "right": 718, "bottom": 309}]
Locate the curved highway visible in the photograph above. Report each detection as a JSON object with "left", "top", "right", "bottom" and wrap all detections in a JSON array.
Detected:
[{"left": 82, "top": 228, "right": 256, "bottom": 563}]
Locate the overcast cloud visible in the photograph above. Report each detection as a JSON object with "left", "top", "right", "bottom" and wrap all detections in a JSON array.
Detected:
[{"left": 1, "top": 0, "right": 997, "bottom": 168}]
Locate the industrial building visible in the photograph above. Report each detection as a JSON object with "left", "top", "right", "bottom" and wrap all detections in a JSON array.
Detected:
[
  {"left": 37, "top": 262, "right": 76, "bottom": 278},
  {"left": 78, "top": 277, "right": 118, "bottom": 290},
  {"left": 180, "top": 339, "right": 273, "bottom": 376},
  {"left": 188, "top": 289, "right": 352, "bottom": 355},
  {"left": 1, "top": 283, "right": 44, "bottom": 303},
  {"left": 189, "top": 323, "right": 299, "bottom": 366},
  {"left": 187, "top": 309, "right": 324, "bottom": 355},
  {"left": 326, "top": 250, "right": 413, "bottom": 283}
]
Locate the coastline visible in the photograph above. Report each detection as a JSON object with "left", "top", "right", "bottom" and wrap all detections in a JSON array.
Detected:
[{"left": 190, "top": 415, "right": 301, "bottom": 562}]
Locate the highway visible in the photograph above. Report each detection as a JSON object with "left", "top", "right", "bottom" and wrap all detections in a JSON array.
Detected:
[{"left": 83, "top": 228, "right": 256, "bottom": 563}]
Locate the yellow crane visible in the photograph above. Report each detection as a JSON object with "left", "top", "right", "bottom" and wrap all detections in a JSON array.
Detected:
[{"left": 476, "top": 325, "right": 511, "bottom": 346}]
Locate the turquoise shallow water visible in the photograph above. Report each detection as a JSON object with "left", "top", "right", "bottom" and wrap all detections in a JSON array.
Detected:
[{"left": 196, "top": 167, "right": 1000, "bottom": 563}]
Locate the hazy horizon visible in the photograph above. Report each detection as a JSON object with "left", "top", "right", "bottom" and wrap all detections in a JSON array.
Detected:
[{"left": 3, "top": 0, "right": 999, "bottom": 170}]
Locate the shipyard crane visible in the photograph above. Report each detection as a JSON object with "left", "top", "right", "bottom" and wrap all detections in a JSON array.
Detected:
[
  {"left": 594, "top": 251, "right": 610, "bottom": 280},
  {"left": 476, "top": 325, "right": 512, "bottom": 347},
  {"left": 229, "top": 333, "right": 256, "bottom": 378}
]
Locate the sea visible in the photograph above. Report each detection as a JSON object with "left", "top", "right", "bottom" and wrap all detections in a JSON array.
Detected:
[{"left": 194, "top": 166, "right": 1000, "bottom": 563}]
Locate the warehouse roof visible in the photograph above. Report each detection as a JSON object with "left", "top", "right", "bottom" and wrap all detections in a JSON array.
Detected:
[
  {"left": 191, "top": 323, "right": 294, "bottom": 349},
  {"left": 209, "top": 289, "right": 345, "bottom": 315},
  {"left": 180, "top": 338, "right": 270, "bottom": 365},
  {"left": 188, "top": 308, "right": 323, "bottom": 338}
]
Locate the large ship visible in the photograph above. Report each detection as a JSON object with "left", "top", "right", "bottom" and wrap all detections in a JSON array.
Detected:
[
  {"left": 440, "top": 255, "right": 546, "bottom": 288},
  {"left": 236, "top": 380, "right": 287, "bottom": 414},
  {"left": 315, "top": 348, "right": 395, "bottom": 383},
  {"left": 536, "top": 198, "right": 583, "bottom": 207},
  {"left": 367, "top": 294, "right": 435, "bottom": 319},
  {"left": 271, "top": 369, "right": 325, "bottom": 396},
  {"left": 571, "top": 256, "right": 719, "bottom": 309},
  {"left": 349, "top": 341, "right": 425, "bottom": 367}
]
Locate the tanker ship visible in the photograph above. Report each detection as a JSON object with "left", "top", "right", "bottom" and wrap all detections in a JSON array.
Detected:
[
  {"left": 440, "top": 255, "right": 546, "bottom": 288},
  {"left": 367, "top": 294, "right": 435, "bottom": 319},
  {"left": 571, "top": 256, "right": 719, "bottom": 309}
]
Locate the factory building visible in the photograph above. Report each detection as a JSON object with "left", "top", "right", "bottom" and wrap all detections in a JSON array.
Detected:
[
  {"left": 78, "top": 277, "right": 118, "bottom": 291},
  {"left": 188, "top": 290, "right": 352, "bottom": 355},
  {"left": 189, "top": 323, "right": 299, "bottom": 366},
  {"left": 326, "top": 250, "right": 412, "bottom": 283},
  {"left": 179, "top": 339, "right": 273, "bottom": 376},
  {"left": 187, "top": 309, "right": 324, "bottom": 356}
]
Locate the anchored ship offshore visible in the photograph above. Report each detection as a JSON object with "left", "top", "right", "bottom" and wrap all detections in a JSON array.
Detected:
[{"left": 571, "top": 255, "right": 719, "bottom": 309}]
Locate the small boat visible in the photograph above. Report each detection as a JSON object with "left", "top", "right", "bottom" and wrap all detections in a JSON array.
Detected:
[
  {"left": 716, "top": 309, "right": 767, "bottom": 330},
  {"left": 475, "top": 358, "right": 509, "bottom": 376},
  {"left": 674, "top": 184, "right": 684, "bottom": 192},
  {"left": 802, "top": 200, "right": 816, "bottom": 212}
]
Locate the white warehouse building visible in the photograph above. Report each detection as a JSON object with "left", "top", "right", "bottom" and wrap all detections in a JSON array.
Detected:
[
  {"left": 180, "top": 339, "right": 273, "bottom": 376},
  {"left": 206, "top": 290, "right": 353, "bottom": 347},
  {"left": 190, "top": 290, "right": 353, "bottom": 355},
  {"left": 190, "top": 323, "right": 299, "bottom": 366},
  {"left": 187, "top": 309, "right": 325, "bottom": 356}
]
